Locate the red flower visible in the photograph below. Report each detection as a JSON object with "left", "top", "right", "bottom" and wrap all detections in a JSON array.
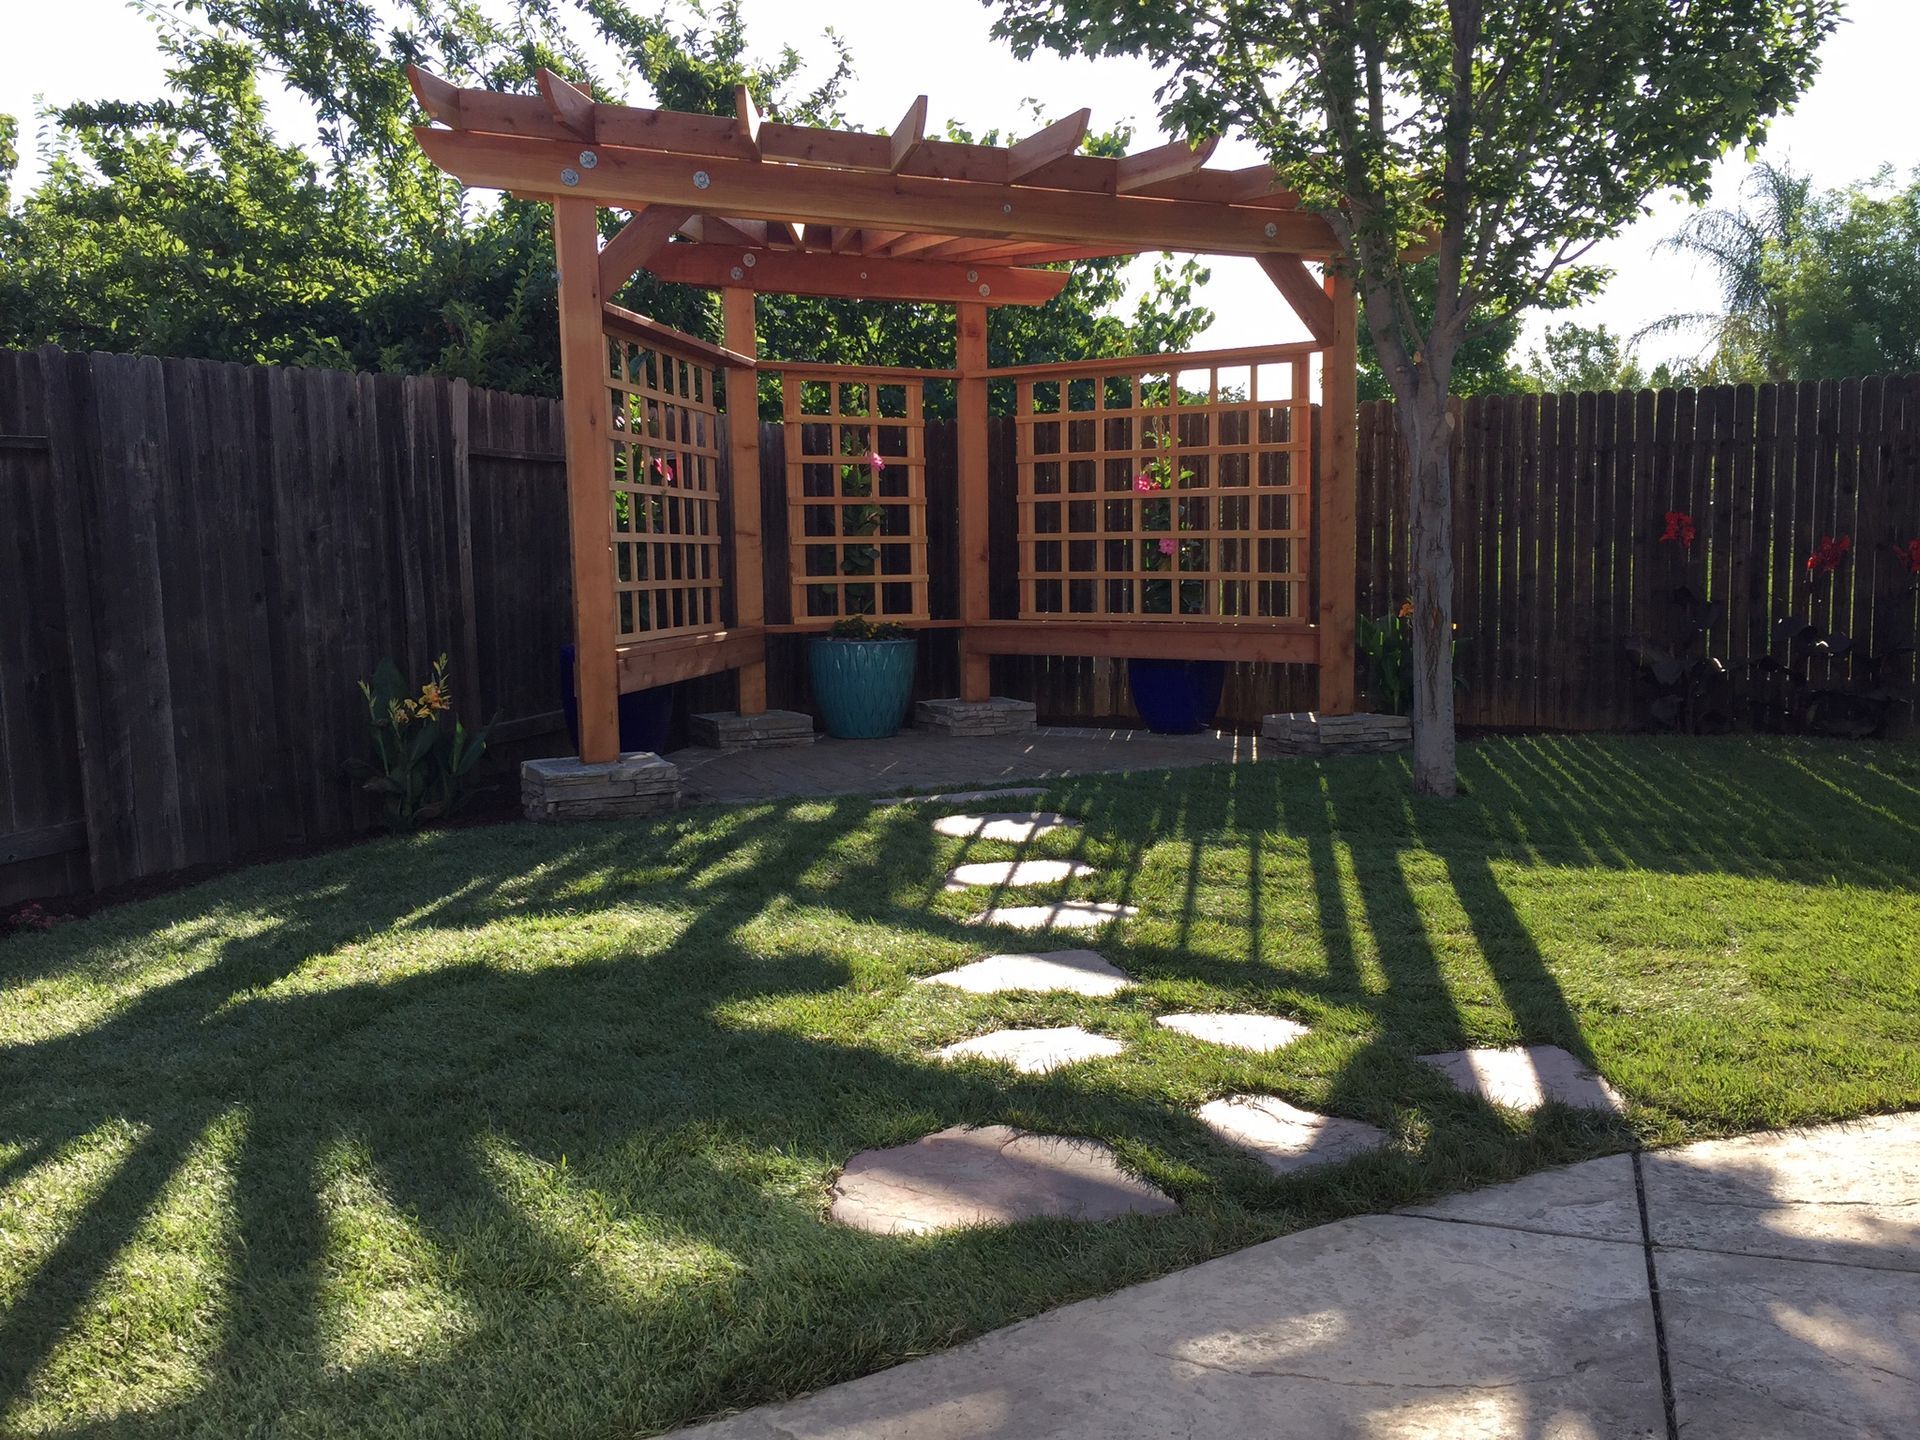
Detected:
[
  {"left": 1896, "top": 538, "right": 1920, "bottom": 576},
  {"left": 651, "top": 456, "right": 676, "bottom": 484},
  {"left": 1658, "top": 511, "right": 1696, "bottom": 550},
  {"left": 1806, "top": 535, "right": 1853, "bottom": 576}
]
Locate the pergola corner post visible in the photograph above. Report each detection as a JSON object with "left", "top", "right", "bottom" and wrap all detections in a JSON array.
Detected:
[
  {"left": 553, "top": 196, "right": 622, "bottom": 762},
  {"left": 954, "top": 302, "right": 992, "bottom": 701},
  {"left": 1316, "top": 265, "right": 1359, "bottom": 716},
  {"left": 721, "top": 286, "right": 768, "bottom": 714}
]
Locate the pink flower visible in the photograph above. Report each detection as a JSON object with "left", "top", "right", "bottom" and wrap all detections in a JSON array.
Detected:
[
  {"left": 1134, "top": 473, "right": 1156, "bottom": 492},
  {"left": 866, "top": 451, "right": 886, "bottom": 473},
  {"left": 1158, "top": 537, "right": 1176, "bottom": 556},
  {"left": 652, "top": 457, "right": 676, "bottom": 484}
]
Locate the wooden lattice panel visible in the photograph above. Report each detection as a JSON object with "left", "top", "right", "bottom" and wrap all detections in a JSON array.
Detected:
[
  {"left": 782, "top": 372, "right": 930, "bottom": 623},
  {"left": 1015, "top": 353, "right": 1313, "bottom": 624},
  {"left": 606, "top": 330, "right": 726, "bottom": 642}
]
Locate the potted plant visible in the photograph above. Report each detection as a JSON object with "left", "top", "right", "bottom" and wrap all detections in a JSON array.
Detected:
[
  {"left": 1127, "top": 427, "right": 1227, "bottom": 733},
  {"left": 809, "top": 615, "right": 918, "bottom": 739}
]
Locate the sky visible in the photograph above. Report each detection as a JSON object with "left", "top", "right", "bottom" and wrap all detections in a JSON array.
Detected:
[{"left": 4, "top": 0, "right": 1917, "bottom": 367}]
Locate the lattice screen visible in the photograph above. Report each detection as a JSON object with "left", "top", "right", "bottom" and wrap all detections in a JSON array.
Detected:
[
  {"left": 605, "top": 330, "right": 727, "bottom": 643},
  {"left": 782, "top": 373, "right": 930, "bottom": 623},
  {"left": 1014, "top": 353, "right": 1313, "bottom": 624}
]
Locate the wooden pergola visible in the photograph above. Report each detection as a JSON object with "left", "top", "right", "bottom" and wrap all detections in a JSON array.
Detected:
[{"left": 409, "top": 67, "right": 1358, "bottom": 761}]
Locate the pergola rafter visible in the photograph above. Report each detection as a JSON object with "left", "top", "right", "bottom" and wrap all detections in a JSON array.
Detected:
[{"left": 406, "top": 66, "right": 1359, "bottom": 764}]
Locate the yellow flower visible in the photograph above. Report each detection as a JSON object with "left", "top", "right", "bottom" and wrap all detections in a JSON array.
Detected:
[{"left": 419, "top": 682, "right": 451, "bottom": 714}]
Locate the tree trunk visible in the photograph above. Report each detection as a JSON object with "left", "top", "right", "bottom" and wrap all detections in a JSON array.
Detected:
[{"left": 1399, "top": 385, "right": 1458, "bottom": 797}]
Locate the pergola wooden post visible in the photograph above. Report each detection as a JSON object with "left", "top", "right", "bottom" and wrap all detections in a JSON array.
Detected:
[
  {"left": 408, "top": 66, "right": 1380, "bottom": 756},
  {"left": 552, "top": 195, "right": 621, "bottom": 762},
  {"left": 1317, "top": 266, "right": 1358, "bottom": 715},
  {"left": 954, "top": 302, "right": 991, "bottom": 701},
  {"left": 720, "top": 287, "right": 767, "bottom": 714}
]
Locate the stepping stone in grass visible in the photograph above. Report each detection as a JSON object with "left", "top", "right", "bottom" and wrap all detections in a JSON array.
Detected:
[
  {"left": 937, "top": 1026, "right": 1127, "bottom": 1073},
  {"left": 1156, "top": 1012, "right": 1311, "bottom": 1054},
  {"left": 969, "top": 900, "right": 1138, "bottom": 930},
  {"left": 932, "top": 811, "right": 1080, "bottom": 842},
  {"left": 1197, "top": 1095, "right": 1389, "bottom": 1176},
  {"left": 1418, "top": 1045, "right": 1627, "bottom": 1115},
  {"left": 829, "top": 1124, "right": 1178, "bottom": 1234},
  {"left": 944, "top": 859, "right": 1099, "bottom": 891},
  {"left": 917, "top": 948, "right": 1133, "bottom": 996}
]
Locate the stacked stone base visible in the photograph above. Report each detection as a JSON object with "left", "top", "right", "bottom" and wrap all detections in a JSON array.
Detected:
[
  {"left": 915, "top": 697, "right": 1038, "bottom": 737},
  {"left": 1261, "top": 711, "right": 1411, "bottom": 757},
  {"left": 690, "top": 709, "right": 816, "bottom": 750},
  {"left": 522, "top": 753, "right": 680, "bottom": 821}
]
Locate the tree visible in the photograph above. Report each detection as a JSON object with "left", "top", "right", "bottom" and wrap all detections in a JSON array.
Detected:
[
  {"left": 1639, "top": 160, "right": 1813, "bottom": 382},
  {"left": 0, "top": 0, "right": 1210, "bottom": 400},
  {"left": 993, "top": 0, "right": 1839, "bottom": 795},
  {"left": 1646, "top": 161, "right": 1920, "bottom": 382},
  {"left": 1519, "top": 321, "right": 1665, "bottom": 394}
]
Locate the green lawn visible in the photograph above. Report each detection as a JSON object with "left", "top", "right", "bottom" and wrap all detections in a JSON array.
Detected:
[{"left": 2, "top": 735, "right": 1917, "bottom": 1438}]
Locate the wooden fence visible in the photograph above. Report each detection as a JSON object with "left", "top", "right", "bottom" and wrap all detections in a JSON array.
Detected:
[
  {"left": 1357, "top": 379, "right": 1920, "bottom": 733},
  {"left": 5, "top": 345, "right": 1918, "bottom": 905},
  {"left": 1, "top": 347, "right": 575, "bottom": 905}
]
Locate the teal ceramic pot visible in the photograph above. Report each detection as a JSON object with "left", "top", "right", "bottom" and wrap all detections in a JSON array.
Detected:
[{"left": 808, "top": 637, "right": 918, "bottom": 739}]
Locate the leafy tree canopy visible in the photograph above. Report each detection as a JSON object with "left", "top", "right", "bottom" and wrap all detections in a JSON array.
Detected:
[
  {"left": 1645, "top": 160, "right": 1920, "bottom": 383},
  {"left": 992, "top": 0, "right": 1839, "bottom": 794},
  {"left": 0, "top": 0, "right": 1212, "bottom": 404}
]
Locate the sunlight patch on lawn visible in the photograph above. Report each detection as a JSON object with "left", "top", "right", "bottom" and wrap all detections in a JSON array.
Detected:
[
  {"left": 0, "top": 909, "right": 286, "bottom": 1046},
  {"left": 319, "top": 1135, "right": 477, "bottom": 1373},
  {"left": 5, "top": 1112, "right": 236, "bottom": 1433},
  {"left": 478, "top": 1135, "right": 746, "bottom": 1300}
]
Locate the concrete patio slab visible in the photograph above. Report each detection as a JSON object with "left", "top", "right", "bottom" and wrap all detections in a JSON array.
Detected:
[
  {"left": 684, "top": 1209, "right": 1665, "bottom": 1438},
  {"left": 828, "top": 1124, "right": 1178, "bottom": 1235},
  {"left": 670, "top": 726, "right": 1261, "bottom": 804},
  {"left": 916, "top": 949, "right": 1134, "bottom": 996},
  {"left": 1419, "top": 1044, "right": 1628, "bottom": 1114},
  {"left": 931, "top": 811, "right": 1080, "bottom": 842},
  {"left": 1658, "top": 1245, "right": 1920, "bottom": 1438},
  {"left": 1195, "top": 1095, "right": 1390, "bottom": 1176},
  {"left": 936, "top": 1026, "right": 1127, "bottom": 1074},
  {"left": 1641, "top": 1110, "right": 1920, "bottom": 1269},
  {"left": 968, "top": 900, "right": 1138, "bottom": 931},
  {"left": 1402, "top": 1152, "right": 1644, "bottom": 1244},
  {"left": 1156, "top": 1012, "right": 1311, "bottom": 1054},
  {"left": 943, "top": 859, "right": 1099, "bottom": 891},
  {"left": 676, "top": 1112, "right": 1920, "bottom": 1440}
]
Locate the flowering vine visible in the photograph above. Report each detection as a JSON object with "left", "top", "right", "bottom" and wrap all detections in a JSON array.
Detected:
[
  {"left": 1806, "top": 535, "right": 1852, "bottom": 577},
  {"left": 1658, "top": 511, "right": 1697, "bottom": 551}
]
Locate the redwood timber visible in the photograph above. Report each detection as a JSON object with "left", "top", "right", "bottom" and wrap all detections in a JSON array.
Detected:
[
  {"left": 722, "top": 287, "right": 768, "bottom": 713},
  {"left": 552, "top": 197, "right": 620, "bottom": 761}
]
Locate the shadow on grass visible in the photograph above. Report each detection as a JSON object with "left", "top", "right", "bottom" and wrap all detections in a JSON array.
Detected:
[{"left": 4, "top": 734, "right": 1911, "bottom": 1436}]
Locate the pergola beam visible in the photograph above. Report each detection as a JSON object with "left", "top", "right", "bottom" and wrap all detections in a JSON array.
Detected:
[
  {"left": 733, "top": 85, "right": 764, "bottom": 157},
  {"left": 890, "top": 95, "right": 928, "bottom": 172},
  {"left": 405, "top": 68, "right": 1303, "bottom": 207},
  {"left": 1116, "top": 135, "right": 1221, "bottom": 194},
  {"left": 536, "top": 68, "right": 596, "bottom": 141},
  {"left": 1007, "top": 108, "right": 1090, "bottom": 181},
  {"left": 599, "top": 205, "right": 692, "bottom": 295},
  {"left": 413, "top": 126, "right": 1340, "bottom": 256},
  {"left": 1257, "top": 254, "right": 1335, "bottom": 346},
  {"left": 642, "top": 245, "right": 1072, "bottom": 306}
]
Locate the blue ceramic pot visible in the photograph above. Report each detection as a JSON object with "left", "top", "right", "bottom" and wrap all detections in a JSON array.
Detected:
[
  {"left": 560, "top": 644, "right": 674, "bottom": 754},
  {"left": 1127, "top": 657, "right": 1228, "bottom": 734},
  {"left": 809, "top": 637, "right": 918, "bottom": 739}
]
